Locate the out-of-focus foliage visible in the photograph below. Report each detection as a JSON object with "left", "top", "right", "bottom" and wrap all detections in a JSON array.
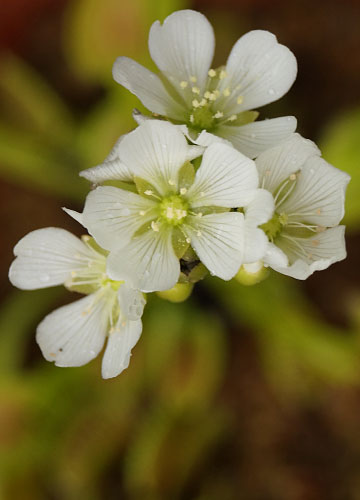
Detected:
[
  {"left": 1, "top": 0, "right": 360, "bottom": 498},
  {"left": 320, "top": 107, "right": 360, "bottom": 230}
]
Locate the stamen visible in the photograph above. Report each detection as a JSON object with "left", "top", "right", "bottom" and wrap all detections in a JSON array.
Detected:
[
  {"left": 199, "top": 98, "right": 207, "bottom": 106},
  {"left": 186, "top": 237, "right": 191, "bottom": 244},
  {"left": 192, "top": 86, "right": 200, "bottom": 94},
  {"left": 219, "top": 70, "right": 227, "bottom": 79},
  {"left": 168, "top": 179, "right": 176, "bottom": 186},
  {"left": 289, "top": 173, "right": 297, "bottom": 181},
  {"left": 190, "top": 76, "right": 197, "bottom": 83},
  {"left": 189, "top": 114, "right": 194, "bottom": 123},
  {"left": 228, "top": 115, "right": 237, "bottom": 122},
  {"left": 192, "top": 99, "right": 200, "bottom": 108},
  {"left": 180, "top": 187, "right": 187, "bottom": 195},
  {"left": 196, "top": 212, "right": 203, "bottom": 218},
  {"left": 214, "top": 111, "right": 224, "bottom": 119},
  {"left": 223, "top": 88, "right": 231, "bottom": 97},
  {"left": 208, "top": 69, "right": 216, "bottom": 77},
  {"left": 204, "top": 91, "right": 212, "bottom": 99},
  {"left": 151, "top": 221, "right": 160, "bottom": 232},
  {"left": 144, "top": 190, "right": 153, "bottom": 196},
  {"left": 180, "top": 81, "right": 188, "bottom": 89}
]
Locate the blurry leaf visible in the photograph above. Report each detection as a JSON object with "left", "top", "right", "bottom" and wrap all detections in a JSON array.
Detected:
[
  {"left": 207, "top": 275, "right": 360, "bottom": 394},
  {"left": 0, "top": 123, "right": 87, "bottom": 201},
  {"left": 63, "top": 0, "right": 187, "bottom": 84},
  {"left": 124, "top": 407, "right": 227, "bottom": 498},
  {"left": 0, "top": 288, "right": 64, "bottom": 374},
  {"left": 320, "top": 107, "right": 360, "bottom": 229},
  {"left": 0, "top": 54, "right": 74, "bottom": 145}
]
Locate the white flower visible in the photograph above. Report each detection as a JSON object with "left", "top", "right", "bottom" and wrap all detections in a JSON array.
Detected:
[
  {"left": 80, "top": 120, "right": 262, "bottom": 292},
  {"left": 8, "top": 228, "right": 146, "bottom": 378},
  {"left": 112, "top": 9, "right": 297, "bottom": 158},
  {"left": 255, "top": 134, "right": 350, "bottom": 279}
]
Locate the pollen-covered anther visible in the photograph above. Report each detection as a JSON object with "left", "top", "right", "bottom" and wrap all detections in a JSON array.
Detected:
[
  {"left": 208, "top": 69, "right": 216, "bottom": 78},
  {"left": 81, "top": 235, "right": 91, "bottom": 242},
  {"left": 139, "top": 210, "right": 146, "bottom": 216},
  {"left": 192, "top": 86, "right": 200, "bottom": 94},
  {"left": 190, "top": 76, "right": 197, "bottom": 83},
  {"left": 199, "top": 98, "right": 207, "bottom": 107},
  {"left": 289, "top": 173, "right": 297, "bottom": 181},
  {"left": 204, "top": 91, "right": 211, "bottom": 99},
  {"left": 168, "top": 179, "right": 176, "bottom": 186},
  {"left": 192, "top": 99, "right": 200, "bottom": 108},
  {"left": 144, "top": 189, "right": 153, "bottom": 196},
  {"left": 151, "top": 221, "right": 160, "bottom": 232},
  {"left": 214, "top": 111, "right": 224, "bottom": 119},
  {"left": 228, "top": 115, "right": 237, "bottom": 122},
  {"left": 189, "top": 114, "right": 194, "bottom": 123},
  {"left": 180, "top": 187, "right": 187, "bottom": 195},
  {"left": 196, "top": 212, "right": 203, "bottom": 218},
  {"left": 208, "top": 92, "right": 218, "bottom": 102},
  {"left": 180, "top": 81, "right": 188, "bottom": 89}
]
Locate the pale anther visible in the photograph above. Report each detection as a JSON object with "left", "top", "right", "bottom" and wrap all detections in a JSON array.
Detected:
[
  {"left": 214, "top": 111, "right": 223, "bottom": 119},
  {"left": 180, "top": 187, "right": 187, "bottom": 195},
  {"left": 197, "top": 212, "right": 203, "bottom": 218},
  {"left": 186, "top": 237, "right": 191, "bottom": 244},
  {"left": 192, "top": 99, "right": 200, "bottom": 108},
  {"left": 289, "top": 174, "right": 297, "bottom": 181},
  {"left": 204, "top": 91, "right": 211, "bottom": 99},
  {"left": 229, "top": 115, "right": 237, "bottom": 121},
  {"left": 199, "top": 98, "right": 207, "bottom": 106},
  {"left": 151, "top": 221, "right": 160, "bottom": 232},
  {"left": 139, "top": 210, "right": 146, "bottom": 216},
  {"left": 144, "top": 190, "right": 153, "bottom": 196},
  {"left": 168, "top": 179, "right": 176, "bottom": 186},
  {"left": 190, "top": 76, "right": 197, "bottom": 83},
  {"left": 208, "top": 69, "right": 216, "bottom": 77},
  {"left": 192, "top": 86, "right": 200, "bottom": 94},
  {"left": 180, "top": 81, "right": 188, "bottom": 89},
  {"left": 190, "top": 114, "right": 194, "bottom": 123}
]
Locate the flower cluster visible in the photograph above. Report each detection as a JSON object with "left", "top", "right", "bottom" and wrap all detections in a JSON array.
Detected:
[{"left": 9, "top": 10, "right": 350, "bottom": 378}]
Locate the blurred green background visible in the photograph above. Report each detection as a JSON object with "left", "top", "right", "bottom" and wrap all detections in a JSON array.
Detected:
[{"left": 1, "top": 0, "right": 360, "bottom": 498}]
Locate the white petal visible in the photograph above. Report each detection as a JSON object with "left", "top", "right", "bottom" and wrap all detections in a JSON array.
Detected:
[
  {"left": 117, "top": 283, "right": 146, "bottom": 321},
  {"left": 80, "top": 159, "right": 133, "bottom": 184},
  {"left": 192, "top": 130, "right": 231, "bottom": 147},
  {"left": 264, "top": 242, "right": 288, "bottom": 268},
  {"left": 243, "top": 225, "right": 268, "bottom": 264},
  {"left": 9, "top": 228, "right": 95, "bottom": 290},
  {"left": 107, "top": 227, "right": 180, "bottom": 293},
  {"left": 117, "top": 120, "right": 203, "bottom": 195},
  {"left": 271, "top": 226, "right": 346, "bottom": 279},
  {"left": 149, "top": 10, "right": 215, "bottom": 91},
  {"left": 216, "top": 117, "right": 297, "bottom": 159},
  {"left": 244, "top": 188, "right": 275, "bottom": 226},
  {"left": 280, "top": 156, "right": 350, "bottom": 227},
  {"left": 221, "top": 30, "right": 297, "bottom": 113},
  {"left": 187, "top": 143, "right": 258, "bottom": 208},
  {"left": 112, "top": 57, "right": 185, "bottom": 120},
  {"left": 82, "top": 186, "right": 157, "bottom": 250},
  {"left": 183, "top": 212, "right": 245, "bottom": 280},
  {"left": 36, "top": 292, "right": 110, "bottom": 367},
  {"left": 101, "top": 318, "right": 142, "bottom": 379},
  {"left": 255, "top": 133, "right": 320, "bottom": 193},
  {"left": 62, "top": 208, "right": 85, "bottom": 226}
]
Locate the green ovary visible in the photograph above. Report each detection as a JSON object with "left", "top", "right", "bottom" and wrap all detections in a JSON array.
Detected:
[
  {"left": 190, "top": 106, "right": 215, "bottom": 131},
  {"left": 160, "top": 195, "right": 188, "bottom": 226},
  {"left": 261, "top": 212, "right": 288, "bottom": 241}
]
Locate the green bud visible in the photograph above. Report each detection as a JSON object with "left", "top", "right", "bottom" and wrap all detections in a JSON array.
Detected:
[
  {"left": 156, "top": 282, "right": 194, "bottom": 303},
  {"left": 235, "top": 262, "right": 269, "bottom": 286}
]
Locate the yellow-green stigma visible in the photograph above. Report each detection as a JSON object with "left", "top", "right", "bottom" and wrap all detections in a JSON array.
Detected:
[
  {"left": 190, "top": 105, "right": 215, "bottom": 131},
  {"left": 261, "top": 212, "right": 288, "bottom": 242},
  {"left": 160, "top": 195, "right": 188, "bottom": 225}
]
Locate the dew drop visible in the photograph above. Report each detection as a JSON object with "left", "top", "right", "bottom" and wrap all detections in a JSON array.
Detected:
[{"left": 268, "top": 88, "right": 275, "bottom": 96}]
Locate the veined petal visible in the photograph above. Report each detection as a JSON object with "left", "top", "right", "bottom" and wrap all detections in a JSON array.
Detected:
[
  {"left": 187, "top": 143, "right": 258, "bottom": 208},
  {"left": 264, "top": 242, "right": 288, "bottom": 268},
  {"left": 112, "top": 57, "right": 185, "bottom": 120},
  {"left": 80, "top": 159, "right": 133, "bottom": 184},
  {"left": 117, "top": 120, "right": 203, "bottom": 195},
  {"left": 117, "top": 283, "right": 146, "bottom": 321},
  {"left": 107, "top": 227, "right": 180, "bottom": 292},
  {"left": 216, "top": 117, "right": 297, "bottom": 160},
  {"left": 83, "top": 186, "right": 158, "bottom": 250},
  {"left": 221, "top": 30, "right": 297, "bottom": 113},
  {"left": 36, "top": 292, "right": 111, "bottom": 367},
  {"left": 256, "top": 133, "right": 320, "bottom": 193},
  {"left": 9, "top": 228, "right": 98, "bottom": 290},
  {"left": 101, "top": 317, "right": 142, "bottom": 379},
  {"left": 272, "top": 226, "right": 346, "bottom": 279},
  {"left": 280, "top": 156, "right": 350, "bottom": 227},
  {"left": 183, "top": 212, "right": 245, "bottom": 280},
  {"left": 243, "top": 225, "right": 268, "bottom": 264},
  {"left": 244, "top": 188, "right": 275, "bottom": 226},
  {"left": 149, "top": 10, "right": 215, "bottom": 91}
]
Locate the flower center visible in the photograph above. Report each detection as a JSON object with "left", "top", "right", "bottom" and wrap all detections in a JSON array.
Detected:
[
  {"left": 261, "top": 212, "right": 288, "bottom": 242},
  {"left": 160, "top": 195, "right": 188, "bottom": 225}
]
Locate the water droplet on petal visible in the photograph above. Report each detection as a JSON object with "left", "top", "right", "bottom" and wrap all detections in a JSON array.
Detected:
[{"left": 268, "top": 88, "right": 275, "bottom": 96}]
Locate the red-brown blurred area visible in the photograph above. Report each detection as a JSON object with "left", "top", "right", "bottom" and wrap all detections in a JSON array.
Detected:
[{"left": 1, "top": 0, "right": 360, "bottom": 499}]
